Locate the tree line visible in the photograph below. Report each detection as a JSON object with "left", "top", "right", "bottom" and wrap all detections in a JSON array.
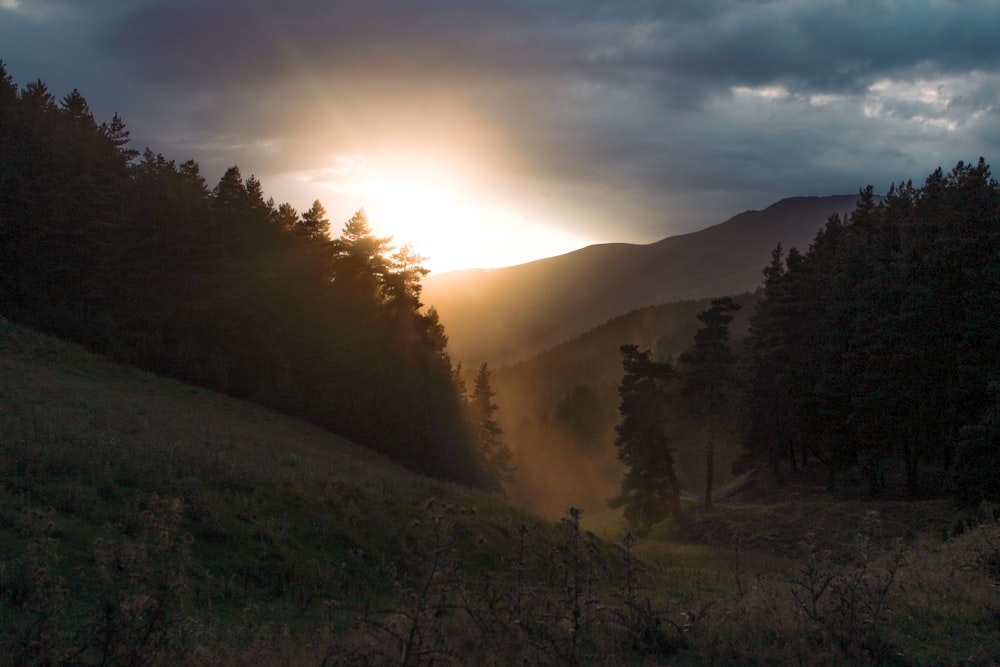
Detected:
[
  {"left": 612, "top": 161, "right": 1000, "bottom": 532},
  {"left": 0, "top": 64, "right": 507, "bottom": 489}
]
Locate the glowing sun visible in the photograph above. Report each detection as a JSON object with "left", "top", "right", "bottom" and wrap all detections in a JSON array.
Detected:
[
  {"left": 303, "top": 152, "right": 593, "bottom": 274},
  {"left": 361, "top": 177, "right": 590, "bottom": 275}
]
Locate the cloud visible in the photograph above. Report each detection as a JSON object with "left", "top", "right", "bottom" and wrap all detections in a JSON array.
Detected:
[{"left": 3, "top": 0, "right": 998, "bottom": 256}]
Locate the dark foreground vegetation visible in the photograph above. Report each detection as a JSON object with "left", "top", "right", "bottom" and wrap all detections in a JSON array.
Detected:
[{"left": 2, "top": 318, "right": 999, "bottom": 665}]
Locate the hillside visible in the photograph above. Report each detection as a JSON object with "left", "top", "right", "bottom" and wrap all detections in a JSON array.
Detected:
[
  {"left": 2, "top": 318, "right": 997, "bottom": 665},
  {"left": 0, "top": 317, "right": 608, "bottom": 663},
  {"left": 0, "top": 71, "right": 483, "bottom": 489},
  {"left": 494, "top": 293, "right": 758, "bottom": 413},
  {"left": 491, "top": 294, "right": 757, "bottom": 518},
  {"left": 424, "top": 195, "right": 860, "bottom": 367}
]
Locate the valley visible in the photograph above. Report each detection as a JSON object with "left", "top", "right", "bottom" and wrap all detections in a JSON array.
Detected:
[{"left": 2, "top": 317, "right": 996, "bottom": 665}]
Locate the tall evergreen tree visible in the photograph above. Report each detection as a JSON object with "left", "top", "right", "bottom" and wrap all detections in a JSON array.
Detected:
[
  {"left": 272, "top": 202, "right": 299, "bottom": 232},
  {"left": 736, "top": 244, "right": 792, "bottom": 481},
  {"left": 328, "top": 209, "right": 394, "bottom": 310},
  {"left": 952, "top": 382, "right": 1000, "bottom": 505},
  {"left": 735, "top": 162, "right": 1000, "bottom": 501},
  {"left": 609, "top": 345, "right": 680, "bottom": 535},
  {"left": 678, "top": 297, "right": 741, "bottom": 510},
  {"left": 471, "top": 362, "right": 513, "bottom": 490},
  {"left": 451, "top": 360, "right": 468, "bottom": 402},
  {"left": 298, "top": 199, "right": 330, "bottom": 241},
  {"left": 798, "top": 214, "right": 857, "bottom": 489}
]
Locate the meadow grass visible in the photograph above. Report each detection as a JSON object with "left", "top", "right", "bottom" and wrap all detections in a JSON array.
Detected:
[{"left": 2, "top": 316, "right": 998, "bottom": 665}]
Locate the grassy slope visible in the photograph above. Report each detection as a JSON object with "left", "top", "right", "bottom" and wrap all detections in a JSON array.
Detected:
[
  {"left": 664, "top": 472, "right": 963, "bottom": 560},
  {"left": 0, "top": 313, "right": 536, "bottom": 557},
  {"left": 3, "top": 316, "right": 999, "bottom": 665},
  {"left": 0, "top": 317, "right": 586, "bottom": 661},
  {"left": 658, "top": 475, "right": 1000, "bottom": 666},
  {"left": 584, "top": 472, "right": 1000, "bottom": 666}
]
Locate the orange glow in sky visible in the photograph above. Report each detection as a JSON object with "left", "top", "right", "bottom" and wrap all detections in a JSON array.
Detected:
[
  {"left": 363, "top": 178, "right": 593, "bottom": 274},
  {"left": 290, "top": 153, "right": 595, "bottom": 274}
]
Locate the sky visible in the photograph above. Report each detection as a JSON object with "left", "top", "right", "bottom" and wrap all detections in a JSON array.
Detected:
[{"left": 2, "top": 0, "right": 999, "bottom": 273}]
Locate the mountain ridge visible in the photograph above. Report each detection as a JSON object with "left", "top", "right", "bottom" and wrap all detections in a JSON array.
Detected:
[{"left": 424, "top": 194, "right": 862, "bottom": 367}]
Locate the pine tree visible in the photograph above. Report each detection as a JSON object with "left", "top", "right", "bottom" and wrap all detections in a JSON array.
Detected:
[
  {"left": 328, "top": 209, "right": 393, "bottom": 308},
  {"left": 798, "top": 213, "right": 857, "bottom": 489},
  {"left": 298, "top": 199, "right": 330, "bottom": 241},
  {"left": 736, "top": 244, "right": 791, "bottom": 481},
  {"left": 471, "top": 362, "right": 513, "bottom": 490},
  {"left": 678, "top": 297, "right": 741, "bottom": 510},
  {"left": 609, "top": 345, "right": 680, "bottom": 535},
  {"left": 952, "top": 382, "right": 1000, "bottom": 505},
  {"left": 213, "top": 165, "right": 246, "bottom": 208},
  {"left": 272, "top": 202, "right": 299, "bottom": 232},
  {"left": 451, "top": 361, "right": 468, "bottom": 402},
  {"left": 734, "top": 163, "right": 1000, "bottom": 500}
]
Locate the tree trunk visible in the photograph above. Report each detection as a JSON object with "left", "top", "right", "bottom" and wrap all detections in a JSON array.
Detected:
[
  {"left": 904, "top": 442, "right": 920, "bottom": 498},
  {"left": 705, "top": 438, "right": 714, "bottom": 511}
]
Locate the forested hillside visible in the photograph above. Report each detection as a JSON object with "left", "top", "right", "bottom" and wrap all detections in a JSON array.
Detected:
[
  {"left": 0, "top": 65, "right": 488, "bottom": 486},
  {"left": 605, "top": 163, "right": 1000, "bottom": 534},
  {"left": 736, "top": 162, "right": 1000, "bottom": 501}
]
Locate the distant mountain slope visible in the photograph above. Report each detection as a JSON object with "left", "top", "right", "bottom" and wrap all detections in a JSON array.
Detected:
[
  {"left": 424, "top": 195, "right": 860, "bottom": 367},
  {"left": 493, "top": 293, "right": 758, "bottom": 417},
  {"left": 490, "top": 293, "right": 757, "bottom": 517}
]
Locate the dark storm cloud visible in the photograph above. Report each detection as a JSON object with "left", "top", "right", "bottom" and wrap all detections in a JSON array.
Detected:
[
  {"left": 103, "top": 1, "right": 572, "bottom": 86},
  {"left": 3, "top": 0, "right": 999, "bottom": 244},
  {"left": 635, "top": 1, "right": 1000, "bottom": 93}
]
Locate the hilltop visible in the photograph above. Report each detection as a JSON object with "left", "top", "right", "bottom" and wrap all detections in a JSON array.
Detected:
[{"left": 424, "top": 195, "right": 860, "bottom": 367}]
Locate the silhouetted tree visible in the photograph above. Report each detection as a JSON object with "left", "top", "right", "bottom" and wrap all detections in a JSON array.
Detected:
[
  {"left": 297, "top": 199, "right": 330, "bottom": 241},
  {"left": 678, "top": 297, "right": 741, "bottom": 510},
  {"left": 422, "top": 306, "right": 450, "bottom": 362},
  {"left": 796, "top": 213, "right": 856, "bottom": 489},
  {"left": 736, "top": 245, "right": 791, "bottom": 481},
  {"left": 327, "top": 209, "right": 393, "bottom": 312},
  {"left": 471, "top": 362, "right": 513, "bottom": 490},
  {"left": 735, "top": 161, "right": 1000, "bottom": 502},
  {"left": 451, "top": 360, "right": 468, "bottom": 403},
  {"left": 272, "top": 202, "right": 299, "bottom": 232},
  {"left": 952, "top": 382, "right": 1000, "bottom": 505},
  {"left": 609, "top": 345, "right": 680, "bottom": 535}
]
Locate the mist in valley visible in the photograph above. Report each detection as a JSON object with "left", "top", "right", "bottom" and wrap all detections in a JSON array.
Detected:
[{"left": 475, "top": 295, "right": 757, "bottom": 518}]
